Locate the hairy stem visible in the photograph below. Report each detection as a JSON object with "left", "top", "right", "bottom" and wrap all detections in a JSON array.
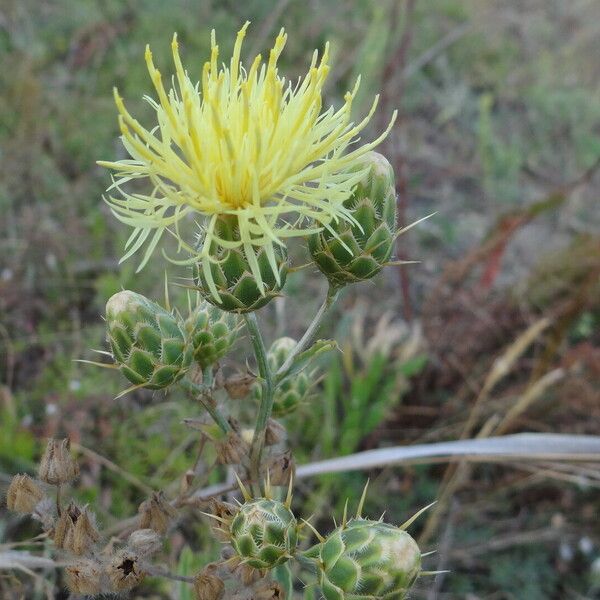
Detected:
[
  {"left": 180, "top": 379, "right": 230, "bottom": 434},
  {"left": 276, "top": 285, "right": 339, "bottom": 381},
  {"left": 244, "top": 312, "right": 274, "bottom": 488}
]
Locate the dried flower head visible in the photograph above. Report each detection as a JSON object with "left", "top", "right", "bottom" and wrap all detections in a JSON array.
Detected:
[
  {"left": 207, "top": 498, "right": 238, "bottom": 542},
  {"left": 255, "top": 581, "right": 285, "bottom": 600},
  {"left": 6, "top": 474, "right": 44, "bottom": 513},
  {"left": 106, "top": 550, "right": 146, "bottom": 591},
  {"left": 216, "top": 431, "right": 249, "bottom": 465},
  {"left": 266, "top": 451, "right": 295, "bottom": 486},
  {"left": 64, "top": 558, "right": 104, "bottom": 595},
  {"left": 38, "top": 438, "right": 79, "bottom": 486},
  {"left": 193, "top": 563, "right": 225, "bottom": 600},
  {"left": 127, "top": 528, "right": 162, "bottom": 557},
  {"left": 54, "top": 502, "right": 100, "bottom": 555},
  {"left": 224, "top": 372, "right": 256, "bottom": 400},
  {"left": 264, "top": 419, "right": 286, "bottom": 446},
  {"left": 99, "top": 23, "right": 396, "bottom": 299},
  {"left": 138, "top": 491, "right": 177, "bottom": 534}
]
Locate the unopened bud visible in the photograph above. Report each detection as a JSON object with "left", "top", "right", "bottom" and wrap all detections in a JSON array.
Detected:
[
  {"left": 127, "top": 529, "right": 162, "bottom": 557},
  {"left": 6, "top": 474, "right": 44, "bottom": 513},
  {"left": 264, "top": 419, "right": 286, "bottom": 446},
  {"left": 138, "top": 491, "right": 176, "bottom": 535},
  {"left": 266, "top": 451, "right": 295, "bottom": 486},
  {"left": 224, "top": 373, "right": 255, "bottom": 399},
  {"left": 106, "top": 550, "right": 146, "bottom": 591},
  {"left": 54, "top": 503, "right": 100, "bottom": 555},
  {"left": 65, "top": 558, "right": 103, "bottom": 595},
  {"left": 216, "top": 432, "right": 248, "bottom": 465},
  {"left": 38, "top": 438, "right": 79, "bottom": 485},
  {"left": 193, "top": 564, "right": 225, "bottom": 600}
]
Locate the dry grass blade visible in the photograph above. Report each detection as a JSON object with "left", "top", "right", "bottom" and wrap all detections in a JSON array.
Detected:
[{"left": 494, "top": 368, "right": 566, "bottom": 435}]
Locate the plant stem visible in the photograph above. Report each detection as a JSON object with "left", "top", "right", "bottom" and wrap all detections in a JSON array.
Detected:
[
  {"left": 244, "top": 312, "right": 275, "bottom": 487},
  {"left": 180, "top": 379, "right": 230, "bottom": 434},
  {"left": 55, "top": 484, "right": 62, "bottom": 517},
  {"left": 276, "top": 285, "right": 339, "bottom": 381}
]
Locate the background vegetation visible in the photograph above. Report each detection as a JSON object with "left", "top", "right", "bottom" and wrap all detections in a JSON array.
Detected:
[{"left": 1, "top": 0, "right": 600, "bottom": 598}]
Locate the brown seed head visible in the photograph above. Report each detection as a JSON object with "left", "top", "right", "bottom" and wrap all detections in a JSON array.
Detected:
[
  {"left": 264, "top": 419, "right": 286, "bottom": 446},
  {"left": 6, "top": 474, "right": 44, "bottom": 513},
  {"left": 255, "top": 581, "right": 285, "bottom": 600},
  {"left": 208, "top": 498, "right": 237, "bottom": 541},
  {"left": 193, "top": 563, "right": 225, "bottom": 600},
  {"left": 266, "top": 451, "right": 295, "bottom": 486},
  {"left": 64, "top": 558, "right": 104, "bottom": 595},
  {"left": 138, "top": 491, "right": 176, "bottom": 534},
  {"left": 216, "top": 432, "right": 248, "bottom": 465},
  {"left": 127, "top": 528, "right": 162, "bottom": 557},
  {"left": 224, "top": 373, "right": 255, "bottom": 399},
  {"left": 38, "top": 438, "right": 79, "bottom": 485},
  {"left": 106, "top": 550, "right": 145, "bottom": 591},
  {"left": 54, "top": 502, "right": 100, "bottom": 555}
]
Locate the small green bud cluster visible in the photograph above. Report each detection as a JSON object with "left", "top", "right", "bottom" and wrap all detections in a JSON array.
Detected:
[
  {"left": 105, "top": 290, "right": 240, "bottom": 393},
  {"left": 252, "top": 337, "right": 316, "bottom": 417}
]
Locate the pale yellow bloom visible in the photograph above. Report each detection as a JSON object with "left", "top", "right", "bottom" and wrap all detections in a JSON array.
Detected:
[{"left": 99, "top": 23, "right": 396, "bottom": 293}]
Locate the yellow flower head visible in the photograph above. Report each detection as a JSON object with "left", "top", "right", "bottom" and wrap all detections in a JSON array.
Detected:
[{"left": 99, "top": 23, "right": 396, "bottom": 295}]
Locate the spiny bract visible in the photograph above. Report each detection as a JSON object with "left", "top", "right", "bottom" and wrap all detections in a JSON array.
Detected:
[
  {"left": 106, "top": 290, "right": 192, "bottom": 390},
  {"left": 193, "top": 215, "right": 288, "bottom": 313},
  {"left": 315, "top": 518, "right": 421, "bottom": 600},
  {"left": 308, "top": 151, "right": 397, "bottom": 287},
  {"left": 253, "top": 337, "right": 313, "bottom": 416},
  {"left": 185, "top": 298, "right": 240, "bottom": 367},
  {"left": 229, "top": 498, "right": 298, "bottom": 569}
]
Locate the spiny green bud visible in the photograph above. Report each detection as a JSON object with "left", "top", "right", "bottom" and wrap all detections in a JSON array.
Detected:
[
  {"left": 253, "top": 337, "right": 314, "bottom": 417},
  {"left": 229, "top": 498, "right": 298, "bottom": 569},
  {"left": 193, "top": 216, "right": 288, "bottom": 313},
  {"left": 315, "top": 519, "right": 421, "bottom": 600},
  {"left": 106, "top": 291, "right": 192, "bottom": 391},
  {"left": 308, "top": 152, "right": 396, "bottom": 287},
  {"left": 185, "top": 300, "right": 240, "bottom": 369}
]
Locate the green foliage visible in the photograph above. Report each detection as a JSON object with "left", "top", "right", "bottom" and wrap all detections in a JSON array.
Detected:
[{"left": 0, "top": 408, "right": 37, "bottom": 472}]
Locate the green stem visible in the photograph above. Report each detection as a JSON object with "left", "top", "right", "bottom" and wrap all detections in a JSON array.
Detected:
[
  {"left": 244, "top": 312, "right": 275, "bottom": 487},
  {"left": 276, "top": 284, "right": 339, "bottom": 381},
  {"left": 180, "top": 379, "right": 230, "bottom": 434}
]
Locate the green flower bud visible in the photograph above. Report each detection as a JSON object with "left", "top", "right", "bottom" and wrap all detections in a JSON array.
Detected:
[
  {"left": 253, "top": 337, "right": 314, "bottom": 417},
  {"left": 308, "top": 152, "right": 396, "bottom": 287},
  {"left": 229, "top": 498, "right": 298, "bottom": 569},
  {"left": 106, "top": 291, "right": 192, "bottom": 390},
  {"left": 194, "top": 216, "right": 288, "bottom": 313},
  {"left": 185, "top": 300, "right": 240, "bottom": 369},
  {"left": 315, "top": 519, "right": 421, "bottom": 600}
]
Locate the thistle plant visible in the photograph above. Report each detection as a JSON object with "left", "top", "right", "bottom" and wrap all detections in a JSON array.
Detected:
[{"left": 5, "top": 23, "right": 435, "bottom": 599}]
